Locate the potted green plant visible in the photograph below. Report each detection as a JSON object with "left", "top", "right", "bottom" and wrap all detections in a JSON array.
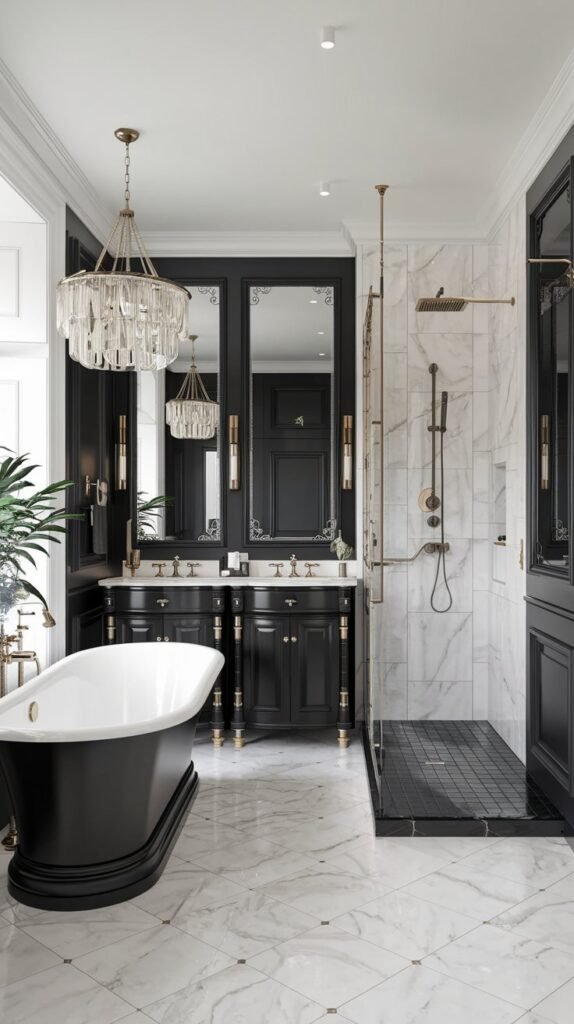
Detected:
[{"left": 0, "top": 449, "right": 78, "bottom": 618}]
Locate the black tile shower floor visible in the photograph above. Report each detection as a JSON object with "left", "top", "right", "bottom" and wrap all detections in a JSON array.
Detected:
[{"left": 377, "top": 721, "right": 563, "bottom": 832}]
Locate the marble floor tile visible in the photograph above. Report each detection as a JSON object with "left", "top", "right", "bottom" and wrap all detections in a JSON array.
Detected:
[
  {"left": 172, "top": 887, "right": 318, "bottom": 958},
  {"left": 257, "top": 865, "right": 390, "bottom": 918},
  {"left": 249, "top": 924, "right": 408, "bottom": 1006},
  {"left": 425, "top": 923, "right": 574, "bottom": 1009},
  {"left": 456, "top": 838, "right": 574, "bottom": 889},
  {"left": 403, "top": 859, "right": 539, "bottom": 920},
  {"left": 172, "top": 819, "right": 248, "bottom": 861},
  {"left": 332, "top": 889, "right": 478, "bottom": 959},
  {"left": 185, "top": 836, "right": 317, "bottom": 888},
  {"left": 339, "top": 964, "right": 523, "bottom": 1024},
  {"left": 75, "top": 924, "right": 233, "bottom": 1009},
  {"left": 266, "top": 819, "right": 372, "bottom": 859},
  {"left": 0, "top": 923, "right": 61, "bottom": 986},
  {"left": 386, "top": 835, "right": 503, "bottom": 865},
  {"left": 317, "top": 801, "right": 375, "bottom": 835},
  {"left": 326, "top": 837, "right": 447, "bottom": 888},
  {"left": 133, "top": 858, "right": 246, "bottom": 919},
  {"left": 528, "top": 976, "right": 574, "bottom": 1024},
  {"left": 143, "top": 963, "right": 324, "bottom": 1024},
  {"left": 230, "top": 806, "right": 325, "bottom": 838},
  {"left": 495, "top": 884, "right": 574, "bottom": 955},
  {"left": 0, "top": 963, "right": 134, "bottom": 1024},
  {"left": 18, "top": 904, "right": 160, "bottom": 960}
]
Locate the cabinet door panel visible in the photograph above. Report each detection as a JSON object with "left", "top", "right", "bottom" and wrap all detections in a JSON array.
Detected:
[
  {"left": 115, "top": 616, "right": 160, "bottom": 644},
  {"left": 163, "top": 616, "right": 213, "bottom": 646},
  {"left": 291, "top": 616, "right": 339, "bottom": 725},
  {"left": 243, "top": 616, "right": 290, "bottom": 724}
]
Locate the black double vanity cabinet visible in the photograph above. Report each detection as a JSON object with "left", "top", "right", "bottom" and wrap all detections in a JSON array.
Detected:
[{"left": 102, "top": 583, "right": 354, "bottom": 748}]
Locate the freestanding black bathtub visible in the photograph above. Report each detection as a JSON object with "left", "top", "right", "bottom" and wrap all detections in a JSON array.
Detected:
[{"left": 0, "top": 642, "right": 224, "bottom": 910}]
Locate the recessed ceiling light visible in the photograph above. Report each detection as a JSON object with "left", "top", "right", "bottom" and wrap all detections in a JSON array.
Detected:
[
  {"left": 318, "top": 352, "right": 326, "bottom": 357},
  {"left": 317, "top": 331, "right": 325, "bottom": 335},
  {"left": 319, "top": 182, "right": 331, "bottom": 197},
  {"left": 309, "top": 299, "right": 318, "bottom": 304},
  {"left": 321, "top": 26, "right": 335, "bottom": 49}
]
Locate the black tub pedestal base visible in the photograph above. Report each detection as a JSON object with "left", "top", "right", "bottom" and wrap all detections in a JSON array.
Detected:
[{"left": 7, "top": 763, "right": 198, "bottom": 912}]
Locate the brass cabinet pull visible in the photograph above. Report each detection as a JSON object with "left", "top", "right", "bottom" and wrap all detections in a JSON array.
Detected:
[
  {"left": 540, "top": 415, "right": 550, "bottom": 490},
  {"left": 156, "top": 598, "right": 169, "bottom": 607},
  {"left": 284, "top": 598, "right": 297, "bottom": 607},
  {"left": 291, "top": 636, "right": 297, "bottom": 643},
  {"left": 164, "top": 636, "right": 170, "bottom": 642},
  {"left": 283, "top": 636, "right": 290, "bottom": 644},
  {"left": 156, "top": 636, "right": 162, "bottom": 642}
]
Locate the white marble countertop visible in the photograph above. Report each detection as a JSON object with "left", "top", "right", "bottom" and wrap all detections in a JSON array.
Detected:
[{"left": 99, "top": 575, "right": 357, "bottom": 589}]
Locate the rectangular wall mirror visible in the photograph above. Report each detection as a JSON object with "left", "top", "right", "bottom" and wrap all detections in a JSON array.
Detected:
[
  {"left": 136, "top": 284, "right": 222, "bottom": 544},
  {"left": 248, "top": 284, "right": 337, "bottom": 542}
]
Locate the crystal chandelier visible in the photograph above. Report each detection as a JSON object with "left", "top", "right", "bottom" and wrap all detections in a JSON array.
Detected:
[
  {"left": 166, "top": 336, "right": 219, "bottom": 439},
  {"left": 56, "top": 128, "right": 189, "bottom": 371}
]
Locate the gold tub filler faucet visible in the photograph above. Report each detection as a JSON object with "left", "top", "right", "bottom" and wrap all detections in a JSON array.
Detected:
[{"left": 1, "top": 603, "right": 56, "bottom": 851}]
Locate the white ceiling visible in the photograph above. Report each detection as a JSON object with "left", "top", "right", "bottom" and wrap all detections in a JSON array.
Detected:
[{"left": 0, "top": 1, "right": 573, "bottom": 234}]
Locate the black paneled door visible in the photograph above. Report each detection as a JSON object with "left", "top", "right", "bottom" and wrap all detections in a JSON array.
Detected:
[{"left": 526, "top": 127, "right": 574, "bottom": 825}]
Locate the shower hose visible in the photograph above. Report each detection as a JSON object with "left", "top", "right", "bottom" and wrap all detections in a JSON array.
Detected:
[{"left": 430, "top": 423, "right": 453, "bottom": 613}]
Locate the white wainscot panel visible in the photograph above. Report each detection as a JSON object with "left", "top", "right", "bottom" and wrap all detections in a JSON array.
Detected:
[{"left": 0, "top": 223, "right": 46, "bottom": 344}]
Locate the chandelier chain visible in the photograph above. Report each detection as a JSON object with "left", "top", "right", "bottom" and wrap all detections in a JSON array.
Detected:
[{"left": 124, "top": 142, "right": 131, "bottom": 208}]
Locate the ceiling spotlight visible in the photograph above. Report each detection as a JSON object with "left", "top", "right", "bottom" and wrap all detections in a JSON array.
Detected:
[
  {"left": 317, "top": 331, "right": 325, "bottom": 335},
  {"left": 319, "top": 182, "right": 331, "bottom": 197},
  {"left": 318, "top": 352, "right": 326, "bottom": 357},
  {"left": 321, "top": 26, "right": 335, "bottom": 49}
]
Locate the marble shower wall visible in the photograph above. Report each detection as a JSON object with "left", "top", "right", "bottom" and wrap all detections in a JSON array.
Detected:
[
  {"left": 487, "top": 197, "right": 527, "bottom": 761},
  {"left": 360, "top": 240, "right": 492, "bottom": 721}
]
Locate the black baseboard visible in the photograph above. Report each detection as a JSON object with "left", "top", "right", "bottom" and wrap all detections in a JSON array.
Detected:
[{"left": 8, "top": 765, "right": 198, "bottom": 911}]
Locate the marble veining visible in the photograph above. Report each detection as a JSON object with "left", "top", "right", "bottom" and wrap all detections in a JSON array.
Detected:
[{"left": 1, "top": 732, "right": 573, "bottom": 1023}]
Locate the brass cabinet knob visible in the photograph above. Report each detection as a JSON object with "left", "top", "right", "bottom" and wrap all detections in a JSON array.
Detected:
[
  {"left": 156, "top": 598, "right": 169, "bottom": 607},
  {"left": 283, "top": 636, "right": 290, "bottom": 644},
  {"left": 156, "top": 636, "right": 162, "bottom": 642},
  {"left": 164, "top": 636, "right": 170, "bottom": 642},
  {"left": 291, "top": 636, "right": 297, "bottom": 643}
]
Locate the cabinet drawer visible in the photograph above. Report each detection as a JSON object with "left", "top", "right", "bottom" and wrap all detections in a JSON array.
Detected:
[
  {"left": 243, "top": 588, "right": 341, "bottom": 615},
  {"left": 108, "top": 587, "right": 220, "bottom": 615}
]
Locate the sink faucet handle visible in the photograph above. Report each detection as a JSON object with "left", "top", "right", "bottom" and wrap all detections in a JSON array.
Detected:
[
  {"left": 152, "top": 562, "right": 166, "bottom": 578},
  {"left": 187, "top": 562, "right": 201, "bottom": 578},
  {"left": 304, "top": 562, "right": 320, "bottom": 578},
  {"left": 289, "top": 554, "right": 299, "bottom": 578},
  {"left": 269, "top": 562, "right": 284, "bottom": 577}
]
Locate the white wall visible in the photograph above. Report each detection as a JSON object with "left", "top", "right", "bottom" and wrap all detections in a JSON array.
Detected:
[{"left": 0, "top": 214, "right": 49, "bottom": 683}]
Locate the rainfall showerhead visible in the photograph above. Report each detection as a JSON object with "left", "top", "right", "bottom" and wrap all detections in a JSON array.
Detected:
[{"left": 415, "top": 287, "right": 515, "bottom": 313}]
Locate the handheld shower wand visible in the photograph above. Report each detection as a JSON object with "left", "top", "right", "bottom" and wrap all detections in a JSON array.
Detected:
[
  {"left": 440, "top": 390, "right": 448, "bottom": 433},
  {"left": 430, "top": 387, "right": 452, "bottom": 613}
]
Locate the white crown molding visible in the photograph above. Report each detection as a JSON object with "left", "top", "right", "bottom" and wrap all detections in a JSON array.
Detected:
[
  {"left": 483, "top": 47, "right": 574, "bottom": 241},
  {"left": 141, "top": 229, "right": 354, "bottom": 258},
  {"left": 344, "top": 219, "right": 484, "bottom": 245},
  {"left": 0, "top": 57, "right": 113, "bottom": 244}
]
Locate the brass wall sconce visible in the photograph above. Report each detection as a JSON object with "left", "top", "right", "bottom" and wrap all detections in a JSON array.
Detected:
[
  {"left": 229, "top": 414, "right": 240, "bottom": 490},
  {"left": 115, "top": 414, "right": 128, "bottom": 490},
  {"left": 540, "top": 414, "right": 550, "bottom": 490},
  {"left": 342, "top": 415, "right": 353, "bottom": 490}
]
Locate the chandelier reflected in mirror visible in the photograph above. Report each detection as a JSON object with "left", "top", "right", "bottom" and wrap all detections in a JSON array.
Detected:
[
  {"left": 166, "top": 336, "right": 219, "bottom": 440},
  {"left": 56, "top": 128, "right": 189, "bottom": 371}
]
